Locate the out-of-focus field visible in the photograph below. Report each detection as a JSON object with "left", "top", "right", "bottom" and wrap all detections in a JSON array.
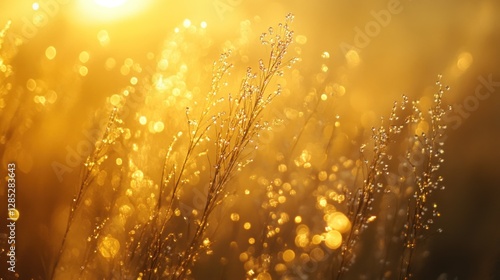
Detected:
[{"left": 0, "top": 0, "right": 499, "bottom": 279}]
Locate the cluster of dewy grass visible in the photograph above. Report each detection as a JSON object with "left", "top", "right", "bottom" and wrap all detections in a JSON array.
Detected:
[
  {"left": 52, "top": 108, "right": 123, "bottom": 278},
  {"left": 136, "top": 14, "right": 297, "bottom": 279},
  {"left": 52, "top": 14, "right": 297, "bottom": 279},
  {"left": 51, "top": 15, "right": 449, "bottom": 280},
  {"left": 334, "top": 81, "right": 450, "bottom": 279},
  {"left": 398, "top": 79, "right": 449, "bottom": 279}
]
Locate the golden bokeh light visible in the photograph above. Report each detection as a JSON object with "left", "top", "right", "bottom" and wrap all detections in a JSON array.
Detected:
[
  {"left": 79, "top": 51, "right": 90, "bottom": 64},
  {"left": 282, "top": 249, "right": 295, "bottom": 262},
  {"left": 457, "top": 52, "right": 473, "bottom": 71},
  {"left": 97, "top": 29, "right": 110, "bottom": 46},
  {"left": 345, "top": 49, "right": 361, "bottom": 68},
  {"left": 310, "top": 247, "right": 325, "bottom": 261},
  {"left": 326, "top": 212, "right": 351, "bottom": 233},
  {"left": 257, "top": 272, "right": 272, "bottom": 280},
  {"left": 26, "top": 79, "right": 36, "bottom": 91},
  {"left": 294, "top": 215, "right": 302, "bottom": 223},
  {"left": 45, "top": 46, "right": 56, "bottom": 60},
  {"left": 324, "top": 230, "right": 342, "bottom": 250},
  {"left": 78, "top": 66, "right": 88, "bottom": 76},
  {"left": 98, "top": 235, "right": 120, "bottom": 259}
]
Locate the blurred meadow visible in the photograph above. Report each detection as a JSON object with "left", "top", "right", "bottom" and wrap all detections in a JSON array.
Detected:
[{"left": 0, "top": 0, "right": 499, "bottom": 279}]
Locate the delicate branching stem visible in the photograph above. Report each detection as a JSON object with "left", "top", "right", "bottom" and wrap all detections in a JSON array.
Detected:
[{"left": 52, "top": 108, "right": 121, "bottom": 278}]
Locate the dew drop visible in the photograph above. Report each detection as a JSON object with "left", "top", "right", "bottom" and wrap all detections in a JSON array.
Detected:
[
  {"left": 98, "top": 235, "right": 120, "bottom": 259},
  {"left": 230, "top": 213, "right": 240, "bottom": 222}
]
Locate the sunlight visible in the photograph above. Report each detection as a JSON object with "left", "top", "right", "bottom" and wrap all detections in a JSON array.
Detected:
[
  {"left": 94, "top": 0, "right": 127, "bottom": 8},
  {"left": 75, "top": 0, "right": 150, "bottom": 22}
]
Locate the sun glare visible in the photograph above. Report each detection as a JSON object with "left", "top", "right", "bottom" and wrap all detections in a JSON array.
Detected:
[
  {"left": 76, "top": 0, "right": 149, "bottom": 23},
  {"left": 94, "top": 0, "right": 127, "bottom": 8}
]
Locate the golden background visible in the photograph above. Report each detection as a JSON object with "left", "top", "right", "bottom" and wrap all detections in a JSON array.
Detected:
[{"left": 0, "top": 0, "right": 499, "bottom": 279}]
